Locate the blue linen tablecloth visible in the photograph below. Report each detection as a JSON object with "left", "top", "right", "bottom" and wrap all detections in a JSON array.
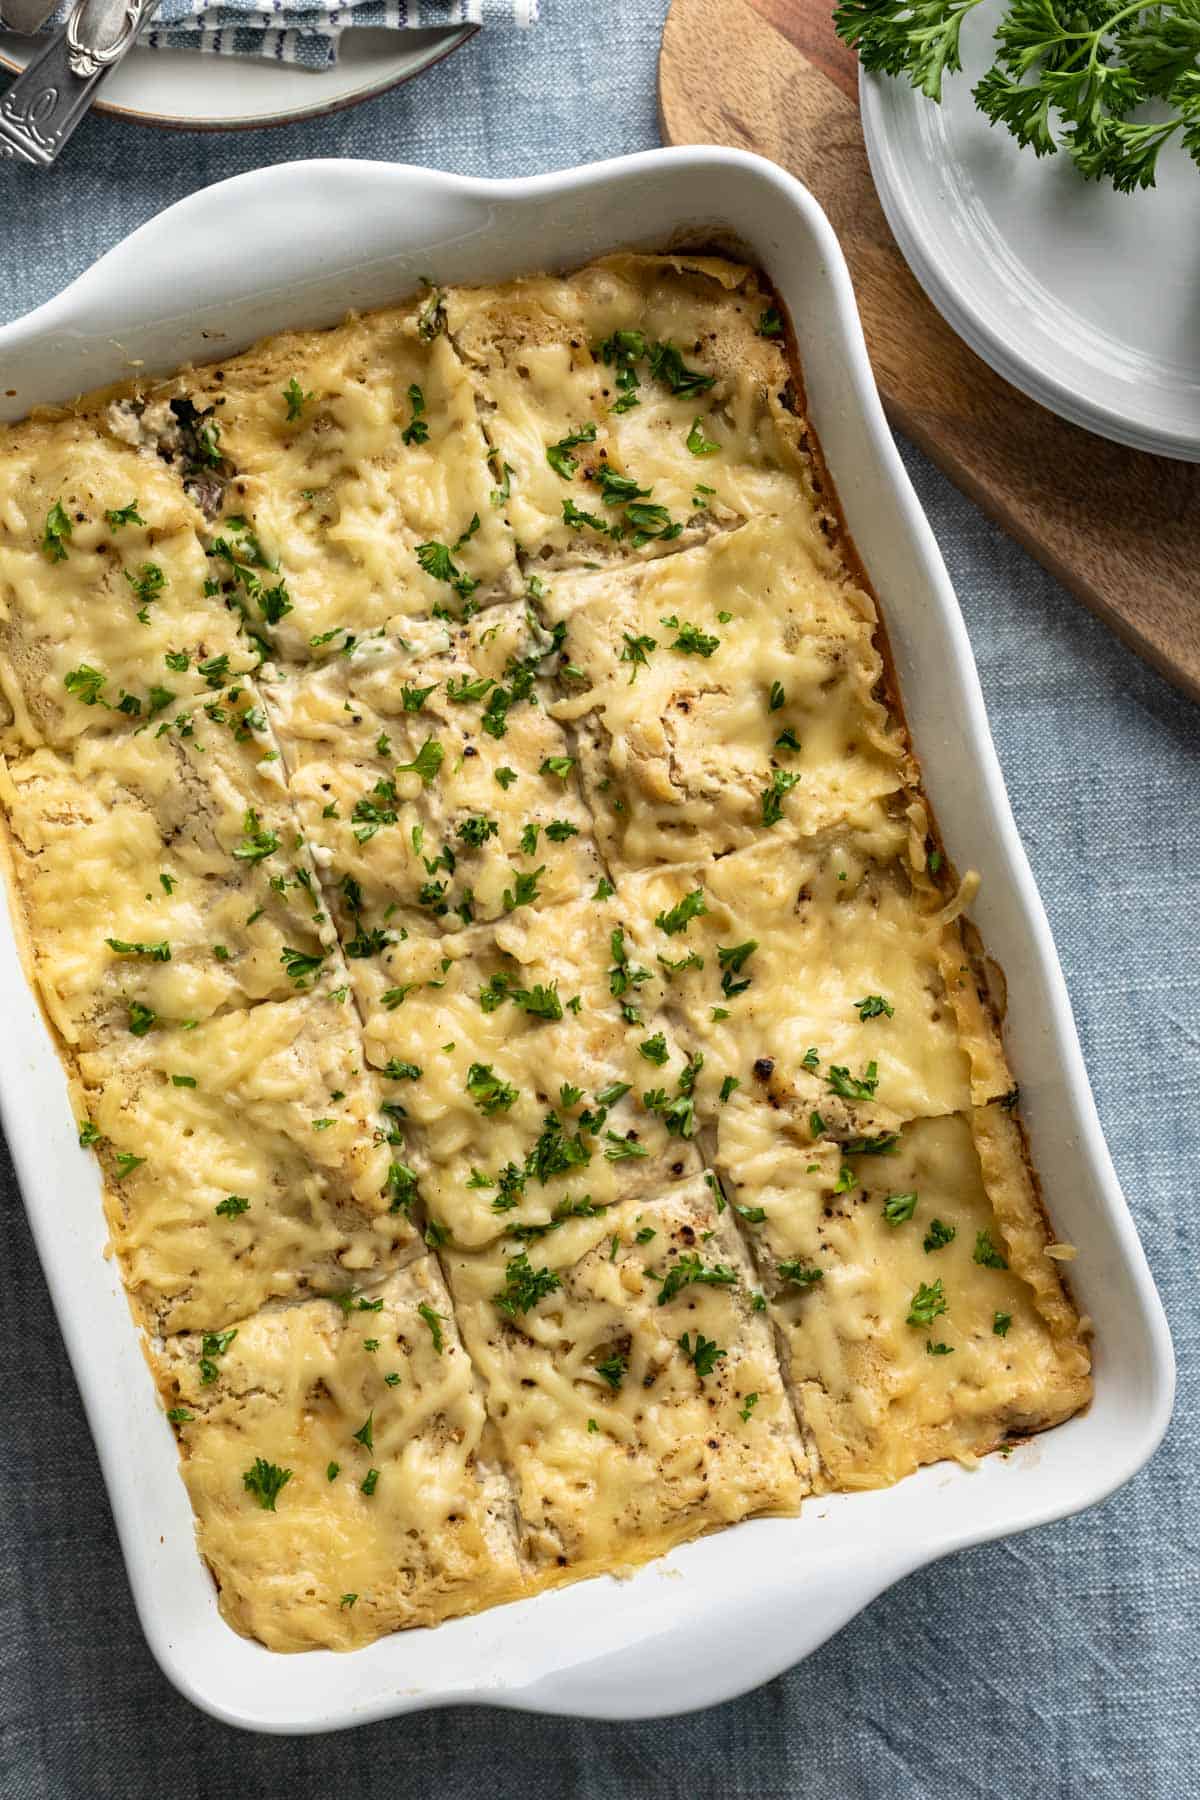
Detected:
[{"left": 1, "top": 5, "right": 1198, "bottom": 1791}]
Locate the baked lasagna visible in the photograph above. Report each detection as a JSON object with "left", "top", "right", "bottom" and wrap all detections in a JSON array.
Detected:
[{"left": 0, "top": 254, "right": 1091, "bottom": 1652}]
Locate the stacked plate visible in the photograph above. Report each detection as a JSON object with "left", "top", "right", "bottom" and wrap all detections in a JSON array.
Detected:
[{"left": 859, "top": 8, "right": 1200, "bottom": 462}]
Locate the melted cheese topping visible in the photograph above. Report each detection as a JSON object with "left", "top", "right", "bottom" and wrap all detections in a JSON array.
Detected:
[
  {"left": 541, "top": 515, "right": 911, "bottom": 868},
  {"left": 264, "top": 605, "right": 603, "bottom": 935},
  {"left": 441, "top": 1174, "right": 807, "bottom": 1571},
  {"left": 76, "top": 988, "right": 415, "bottom": 1333},
  {"left": 354, "top": 896, "right": 701, "bottom": 1248},
  {"left": 113, "top": 307, "right": 520, "bottom": 656},
  {"left": 447, "top": 254, "right": 827, "bottom": 567},
  {"left": 0, "top": 706, "right": 331, "bottom": 1048},
  {"left": 0, "top": 250, "right": 1089, "bottom": 1654},
  {"left": 155, "top": 1257, "right": 524, "bottom": 1650},
  {"left": 715, "top": 1100, "right": 1091, "bottom": 1490},
  {"left": 621, "top": 799, "right": 1008, "bottom": 1133},
  {"left": 0, "top": 421, "right": 254, "bottom": 753}
]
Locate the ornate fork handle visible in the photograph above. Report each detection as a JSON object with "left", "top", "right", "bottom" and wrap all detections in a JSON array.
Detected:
[{"left": 0, "top": 0, "right": 160, "bottom": 165}]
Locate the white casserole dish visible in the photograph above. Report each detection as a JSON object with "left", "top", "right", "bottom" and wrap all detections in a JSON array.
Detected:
[{"left": 0, "top": 150, "right": 1174, "bottom": 1734}]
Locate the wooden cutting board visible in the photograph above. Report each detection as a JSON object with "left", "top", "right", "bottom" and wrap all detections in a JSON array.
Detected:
[{"left": 659, "top": 0, "right": 1200, "bottom": 699}]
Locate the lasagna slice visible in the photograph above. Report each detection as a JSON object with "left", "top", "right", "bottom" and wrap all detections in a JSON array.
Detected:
[
  {"left": 105, "top": 301, "right": 520, "bottom": 660},
  {"left": 440, "top": 1172, "right": 809, "bottom": 1575},
  {"left": 713, "top": 1096, "right": 1091, "bottom": 1490},
  {"left": 0, "top": 417, "right": 254, "bottom": 754},
  {"left": 539, "top": 516, "right": 909, "bottom": 872},
  {"left": 263, "top": 601, "right": 603, "bottom": 939},
  {"left": 446, "top": 253, "right": 824, "bottom": 569},
  {"left": 620, "top": 797, "right": 1009, "bottom": 1137},
  {"left": 75, "top": 985, "right": 417, "bottom": 1334},
  {"left": 351, "top": 894, "right": 702, "bottom": 1250},
  {"left": 154, "top": 1256, "right": 524, "bottom": 1650},
  {"left": 0, "top": 703, "right": 330, "bottom": 1050}
]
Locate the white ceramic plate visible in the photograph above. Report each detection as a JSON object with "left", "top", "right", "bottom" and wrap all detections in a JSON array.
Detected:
[
  {"left": 0, "top": 24, "right": 471, "bottom": 128},
  {"left": 860, "top": 7, "right": 1200, "bottom": 461},
  {"left": 0, "top": 152, "right": 1175, "bottom": 1733}
]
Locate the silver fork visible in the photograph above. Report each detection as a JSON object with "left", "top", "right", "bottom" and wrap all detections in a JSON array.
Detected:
[{"left": 0, "top": 0, "right": 161, "bottom": 166}]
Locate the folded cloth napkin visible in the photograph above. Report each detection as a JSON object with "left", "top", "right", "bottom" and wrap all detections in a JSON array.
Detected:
[{"left": 36, "top": 0, "right": 536, "bottom": 69}]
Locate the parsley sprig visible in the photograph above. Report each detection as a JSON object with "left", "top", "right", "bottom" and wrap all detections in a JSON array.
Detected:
[{"left": 835, "top": 0, "right": 1200, "bottom": 192}]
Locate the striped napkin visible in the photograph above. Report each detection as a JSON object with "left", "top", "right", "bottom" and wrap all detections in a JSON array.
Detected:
[{"left": 38, "top": 0, "right": 537, "bottom": 69}]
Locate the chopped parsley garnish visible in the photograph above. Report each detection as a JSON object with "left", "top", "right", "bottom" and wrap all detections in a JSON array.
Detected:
[
  {"left": 761, "top": 767, "right": 800, "bottom": 825},
  {"left": 546, "top": 422, "right": 597, "bottom": 480},
  {"left": 993, "top": 1311, "right": 1013, "bottom": 1337},
  {"left": 494, "top": 766, "right": 518, "bottom": 790},
  {"left": 926, "top": 1342, "right": 954, "bottom": 1357},
  {"left": 619, "top": 631, "right": 657, "bottom": 683},
  {"left": 719, "top": 1075, "right": 740, "bottom": 1102},
  {"left": 402, "top": 682, "right": 437, "bottom": 712},
  {"left": 539, "top": 755, "right": 575, "bottom": 781},
  {"left": 166, "top": 1407, "right": 193, "bottom": 1424},
  {"left": 854, "top": 994, "right": 895, "bottom": 1020},
  {"left": 660, "top": 613, "right": 719, "bottom": 657},
  {"left": 495, "top": 1252, "right": 562, "bottom": 1318},
  {"left": 826, "top": 1061, "right": 879, "bottom": 1101},
  {"left": 360, "top": 1469, "right": 380, "bottom": 1497},
  {"left": 232, "top": 808, "right": 279, "bottom": 864},
  {"left": 883, "top": 1191, "right": 918, "bottom": 1224},
  {"left": 280, "top": 945, "right": 326, "bottom": 987},
  {"left": 655, "top": 887, "right": 707, "bottom": 936},
  {"left": 562, "top": 497, "right": 617, "bottom": 538},
  {"left": 41, "top": 500, "right": 72, "bottom": 563},
  {"left": 78, "top": 1120, "right": 102, "bottom": 1148},
  {"left": 386, "top": 1162, "right": 420, "bottom": 1215},
  {"left": 125, "top": 561, "right": 165, "bottom": 611},
  {"left": 402, "top": 383, "right": 430, "bottom": 446},
  {"left": 416, "top": 539, "right": 477, "bottom": 602},
  {"left": 685, "top": 417, "right": 720, "bottom": 456},
  {"left": 352, "top": 1411, "right": 375, "bottom": 1452},
  {"left": 242, "top": 1458, "right": 292, "bottom": 1511},
  {"left": 594, "top": 1351, "right": 627, "bottom": 1391},
  {"left": 418, "top": 1303, "right": 445, "bottom": 1353},
  {"left": 64, "top": 664, "right": 107, "bottom": 707},
  {"left": 105, "top": 501, "right": 144, "bottom": 530},
  {"left": 199, "top": 1328, "right": 237, "bottom": 1384},
  {"left": 608, "top": 925, "right": 652, "bottom": 1023},
  {"left": 395, "top": 738, "right": 444, "bottom": 785},
  {"left": 466, "top": 1062, "right": 519, "bottom": 1114},
  {"left": 647, "top": 341, "right": 715, "bottom": 397},
  {"left": 639, "top": 1032, "right": 670, "bottom": 1065},
  {"left": 656, "top": 1253, "right": 737, "bottom": 1306},
  {"left": 757, "top": 308, "right": 784, "bottom": 338},
  {"left": 717, "top": 940, "right": 757, "bottom": 998},
  {"left": 545, "top": 819, "right": 579, "bottom": 842},
  {"left": 114, "top": 1151, "right": 146, "bottom": 1179},
  {"left": 127, "top": 1001, "right": 157, "bottom": 1037},
  {"left": 778, "top": 1260, "right": 824, "bottom": 1287},
  {"left": 215, "top": 1194, "right": 250, "bottom": 1217},
  {"left": 283, "top": 376, "right": 313, "bottom": 421},
  {"left": 447, "top": 673, "right": 495, "bottom": 704},
  {"left": 923, "top": 1218, "right": 957, "bottom": 1252},
  {"left": 679, "top": 1331, "right": 726, "bottom": 1377},
  {"left": 502, "top": 866, "right": 544, "bottom": 912},
  {"left": 105, "top": 936, "right": 171, "bottom": 962},
  {"left": 906, "top": 1278, "right": 948, "bottom": 1328},
  {"left": 973, "top": 1230, "right": 1008, "bottom": 1270}
]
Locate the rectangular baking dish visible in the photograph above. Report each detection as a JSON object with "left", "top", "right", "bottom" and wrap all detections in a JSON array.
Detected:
[{"left": 0, "top": 149, "right": 1173, "bottom": 1733}]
